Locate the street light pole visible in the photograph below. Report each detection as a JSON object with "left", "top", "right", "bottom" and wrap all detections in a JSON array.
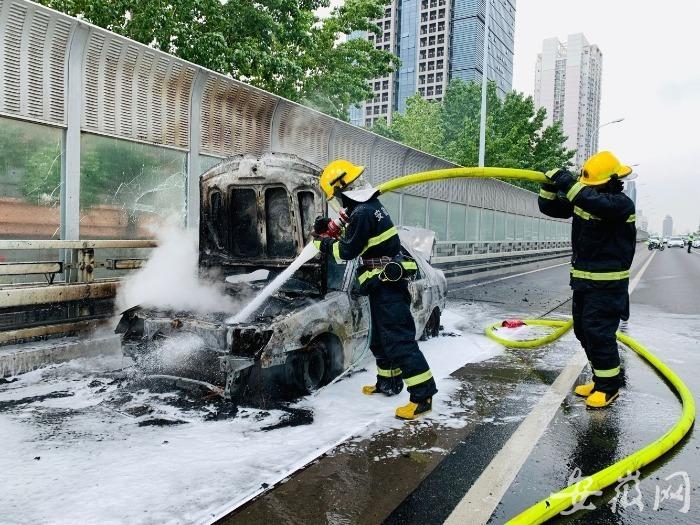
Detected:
[
  {"left": 597, "top": 117, "right": 625, "bottom": 132},
  {"left": 478, "top": 0, "right": 491, "bottom": 167}
]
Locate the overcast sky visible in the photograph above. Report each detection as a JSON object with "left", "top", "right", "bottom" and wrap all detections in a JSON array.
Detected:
[{"left": 513, "top": 0, "right": 699, "bottom": 234}]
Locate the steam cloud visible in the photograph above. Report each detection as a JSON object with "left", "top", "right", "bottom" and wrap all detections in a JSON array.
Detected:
[{"left": 116, "top": 221, "right": 237, "bottom": 314}]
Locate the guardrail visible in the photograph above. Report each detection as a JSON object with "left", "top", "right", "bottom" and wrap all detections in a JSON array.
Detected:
[
  {"left": 431, "top": 240, "right": 572, "bottom": 285},
  {"left": 1, "top": 238, "right": 572, "bottom": 343},
  {"left": 0, "top": 240, "right": 156, "bottom": 285},
  {"left": 0, "top": 240, "right": 156, "bottom": 345},
  {"left": 433, "top": 239, "right": 571, "bottom": 258}
]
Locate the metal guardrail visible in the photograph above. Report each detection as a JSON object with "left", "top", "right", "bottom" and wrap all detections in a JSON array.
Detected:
[
  {"left": 433, "top": 239, "right": 571, "bottom": 257},
  {"left": 0, "top": 239, "right": 156, "bottom": 285},
  {"left": 0, "top": 239, "right": 157, "bottom": 345}
]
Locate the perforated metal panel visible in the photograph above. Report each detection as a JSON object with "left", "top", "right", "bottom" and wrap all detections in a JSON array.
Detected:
[
  {"left": 0, "top": 0, "right": 566, "bottom": 236},
  {"left": 368, "top": 138, "right": 409, "bottom": 186},
  {"left": 200, "top": 75, "right": 277, "bottom": 157},
  {"left": 81, "top": 30, "right": 195, "bottom": 148},
  {"left": 328, "top": 122, "right": 377, "bottom": 171},
  {"left": 0, "top": 0, "right": 73, "bottom": 124},
  {"left": 402, "top": 150, "right": 442, "bottom": 198},
  {"left": 271, "top": 100, "right": 333, "bottom": 168}
]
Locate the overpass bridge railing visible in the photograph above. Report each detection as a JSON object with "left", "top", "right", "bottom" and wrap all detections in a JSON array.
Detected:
[
  {"left": 0, "top": 239, "right": 155, "bottom": 345},
  {"left": 0, "top": 236, "right": 572, "bottom": 345}
]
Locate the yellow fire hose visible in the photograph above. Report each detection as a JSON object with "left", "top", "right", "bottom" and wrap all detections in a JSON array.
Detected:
[
  {"left": 485, "top": 320, "right": 696, "bottom": 523},
  {"left": 375, "top": 166, "right": 696, "bottom": 523},
  {"left": 376, "top": 167, "right": 548, "bottom": 195}
]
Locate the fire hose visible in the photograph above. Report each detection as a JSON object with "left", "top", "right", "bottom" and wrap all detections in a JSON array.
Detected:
[{"left": 375, "top": 166, "right": 696, "bottom": 522}]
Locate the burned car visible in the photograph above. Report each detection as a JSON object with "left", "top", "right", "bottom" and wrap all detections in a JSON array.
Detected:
[{"left": 117, "top": 153, "right": 446, "bottom": 401}]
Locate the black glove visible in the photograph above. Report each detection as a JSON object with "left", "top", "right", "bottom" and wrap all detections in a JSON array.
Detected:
[
  {"left": 602, "top": 175, "right": 624, "bottom": 194},
  {"left": 312, "top": 235, "right": 335, "bottom": 255},
  {"left": 545, "top": 168, "right": 576, "bottom": 192},
  {"left": 314, "top": 216, "right": 331, "bottom": 234}
]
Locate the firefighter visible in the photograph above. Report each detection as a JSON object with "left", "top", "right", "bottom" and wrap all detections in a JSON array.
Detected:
[
  {"left": 539, "top": 151, "right": 636, "bottom": 408},
  {"left": 313, "top": 159, "right": 437, "bottom": 420}
]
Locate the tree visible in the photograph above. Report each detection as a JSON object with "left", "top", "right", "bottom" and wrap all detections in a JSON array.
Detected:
[
  {"left": 372, "top": 79, "right": 575, "bottom": 191},
  {"left": 37, "top": 0, "right": 399, "bottom": 120}
]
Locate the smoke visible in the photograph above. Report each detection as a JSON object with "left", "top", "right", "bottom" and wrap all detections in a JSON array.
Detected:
[{"left": 116, "top": 221, "right": 237, "bottom": 314}]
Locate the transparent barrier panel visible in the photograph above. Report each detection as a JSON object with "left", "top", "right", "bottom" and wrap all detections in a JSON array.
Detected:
[
  {"left": 200, "top": 154, "right": 224, "bottom": 175},
  {"left": 0, "top": 117, "right": 63, "bottom": 283},
  {"left": 448, "top": 203, "right": 466, "bottom": 241},
  {"left": 506, "top": 213, "right": 515, "bottom": 240},
  {"left": 494, "top": 211, "right": 506, "bottom": 241},
  {"left": 467, "top": 207, "right": 480, "bottom": 241},
  {"left": 402, "top": 194, "right": 427, "bottom": 228},
  {"left": 428, "top": 199, "right": 447, "bottom": 240},
  {"left": 79, "top": 133, "right": 186, "bottom": 240},
  {"left": 381, "top": 192, "right": 400, "bottom": 222},
  {"left": 480, "top": 209, "right": 494, "bottom": 241},
  {"left": 0, "top": 117, "right": 63, "bottom": 241}
]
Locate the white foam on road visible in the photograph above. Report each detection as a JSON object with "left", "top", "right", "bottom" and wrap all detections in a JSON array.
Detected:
[{"left": 0, "top": 309, "right": 500, "bottom": 525}]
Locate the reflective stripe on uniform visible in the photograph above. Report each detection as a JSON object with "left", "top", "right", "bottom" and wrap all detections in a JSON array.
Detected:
[
  {"left": 539, "top": 189, "right": 556, "bottom": 200},
  {"left": 358, "top": 260, "right": 418, "bottom": 284},
  {"left": 404, "top": 369, "right": 433, "bottom": 387},
  {"left": 566, "top": 181, "right": 585, "bottom": 202},
  {"left": 332, "top": 242, "right": 342, "bottom": 263},
  {"left": 594, "top": 366, "right": 620, "bottom": 378},
  {"left": 573, "top": 206, "right": 600, "bottom": 221},
  {"left": 377, "top": 367, "right": 402, "bottom": 378},
  {"left": 361, "top": 226, "right": 399, "bottom": 255},
  {"left": 570, "top": 268, "right": 630, "bottom": 281},
  {"left": 358, "top": 268, "right": 383, "bottom": 284},
  {"left": 626, "top": 214, "right": 636, "bottom": 223}
]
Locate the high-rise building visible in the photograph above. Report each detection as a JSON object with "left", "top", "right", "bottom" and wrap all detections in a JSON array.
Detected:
[
  {"left": 350, "top": 0, "right": 516, "bottom": 127},
  {"left": 636, "top": 208, "right": 649, "bottom": 232},
  {"left": 663, "top": 215, "right": 674, "bottom": 238},
  {"left": 534, "top": 33, "right": 603, "bottom": 167}
]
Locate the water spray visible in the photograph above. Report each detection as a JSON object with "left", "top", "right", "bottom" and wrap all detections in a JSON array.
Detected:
[{"left": 227, "top": 242, "right": 320, "bottom": 324}]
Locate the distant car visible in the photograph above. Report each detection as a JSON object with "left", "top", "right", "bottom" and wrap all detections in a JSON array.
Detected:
[
  {"left": 662, "top": 238, "right": 669, "bottom": 245},
  {"left": 667, "top": 236, "right": 684, "bottom": 248},
  {"left": 692, "top": 239, "right": 700, "bottom": 249}
]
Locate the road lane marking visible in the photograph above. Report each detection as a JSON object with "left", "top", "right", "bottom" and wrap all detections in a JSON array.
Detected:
[
  {"left": 443, "top": 352, "right": 587, "bottom": 525},
  {"left": 628, "top": 250, "right": 655, "bottom": 294},
  {"left": 443, "top": 248, "right": 656, "bottom": 525}
]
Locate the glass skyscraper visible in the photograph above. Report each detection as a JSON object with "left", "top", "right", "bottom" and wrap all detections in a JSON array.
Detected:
[{"left": 350, "top": 0, "right": 516, "bottom": 127}]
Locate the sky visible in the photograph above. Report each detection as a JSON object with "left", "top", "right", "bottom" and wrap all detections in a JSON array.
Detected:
[{"left": 512, "top": 0, "right": 700, "bottom": 234}]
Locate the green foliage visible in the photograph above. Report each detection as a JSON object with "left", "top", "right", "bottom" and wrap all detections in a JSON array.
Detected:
[
  {"left": 37, "top": 0, "right": 399, "bottom": 120},
  {"left": 372, "top": 79, "right": 576, "bottom": 192}
]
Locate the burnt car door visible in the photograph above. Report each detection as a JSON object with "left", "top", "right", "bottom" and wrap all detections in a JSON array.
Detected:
[{"left": 340, "top": 259, "right": 372, "bottom": 364}]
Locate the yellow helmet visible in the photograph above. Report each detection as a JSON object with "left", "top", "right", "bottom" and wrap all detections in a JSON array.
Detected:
[
  {"left": 580, "top": 151, "right": 633, "bottom": 186},
  {"left": 319, "top": 159, "right": 365, "bottom": 200}
]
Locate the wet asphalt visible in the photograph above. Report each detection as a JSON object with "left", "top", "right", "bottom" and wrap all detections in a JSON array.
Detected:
[{"left": 221, "top": 247, "right": 700, "bottom": 525}]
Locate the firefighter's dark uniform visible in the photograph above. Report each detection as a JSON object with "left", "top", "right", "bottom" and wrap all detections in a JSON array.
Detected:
[
  {"left": 539, "top": 174, "right": 636, "bottom": 394},
  {"left": 316, "top": 196, "right": 438, "bottom": 403}
]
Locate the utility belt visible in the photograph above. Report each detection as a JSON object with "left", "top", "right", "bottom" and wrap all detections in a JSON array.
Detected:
[{"left": 358, "top": 253, "right": 418, "bottom": 286}]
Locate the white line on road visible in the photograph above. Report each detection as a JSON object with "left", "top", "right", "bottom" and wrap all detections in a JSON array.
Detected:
[
  {"left": 458, "top": 261, "right": 571, "bottom": 289},
  {"left": 443, "top": 249, "right": 657, "bottom": 525}
]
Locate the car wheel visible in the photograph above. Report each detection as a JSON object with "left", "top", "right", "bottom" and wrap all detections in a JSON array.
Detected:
[
  {"left": 421, "top": 308, "right": 441, "bottom": 340},
  {"left": 287, "top": 335, "right": 344, "bottom": 394}
]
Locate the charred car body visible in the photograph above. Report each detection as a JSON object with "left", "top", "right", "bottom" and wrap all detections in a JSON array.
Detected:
[{"left": 117, "top": 153, "right": 446, "bottom": 401}]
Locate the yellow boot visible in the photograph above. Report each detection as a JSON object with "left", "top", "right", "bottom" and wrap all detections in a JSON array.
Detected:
[
  {"left": 574, "top": 382, "right": 595, "bottom": 397},
  {"left": 395, "top": 398, "right": 432, "bottom": 420},
  {"left": 362, "top": 385, "right": 378, "bottom": 395},
  {"left": 585, "top": 390, "right": 619, "bottom": 409}
]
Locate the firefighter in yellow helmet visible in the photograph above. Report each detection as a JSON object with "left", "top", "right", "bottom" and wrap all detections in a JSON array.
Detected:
[
  {"left": 539, "top": 151, "right": 636, "bottom": 408},
  {"left": 314, "top": 159, "right": 437, "bottom": 420}
]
